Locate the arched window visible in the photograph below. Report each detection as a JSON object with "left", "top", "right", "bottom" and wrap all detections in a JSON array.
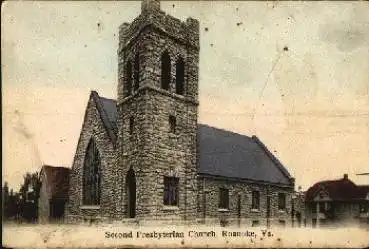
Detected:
[
  {"left": 134, "top": 53, "right": 140, "bottom": 91},
  {"left": 126, "top": 61, "right": 132, "bottom": 96},
  {"left": 175, "top": 57, "right": 185, "bottom": 95},
  {"left": 161, "top": 51, "right": 171, "bottom": 90},
  {"left": 83, "top": 139, "right": 101, "bottom": 205}
]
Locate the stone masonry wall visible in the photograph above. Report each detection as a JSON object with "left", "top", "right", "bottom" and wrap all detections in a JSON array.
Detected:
[
  {"left": 65, "top": 93, "right": 117, "bottom": 222},
  {"left": 117, "top": 0, "right": 199, "bottom": 104},
  {"left": 197, "top": 177, "right": 294, "bottom": 227},
  {"left": 116, "top": 0, "right": 199, "bottom": 221}
]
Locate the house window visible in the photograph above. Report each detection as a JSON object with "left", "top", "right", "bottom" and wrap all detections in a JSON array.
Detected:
[
  {"left": 161, "top": 51, "right": 171, "bottom": 90},
  {"left": 134, "top": 53, "right": 139, "bottom": 91},
  {"left": 312, "top": 203, "right": 317, "bottom": 213},
  {"left": 129, "top": 116, "right": 134, "bottom": 135},
  {"left": 163, "top": 176, "right": 178, "bottom": 206},
  {"left": 319, "top": 202, "right": 326, "bottom": 213},
  {"left": 360, "top": 203, "right": 368, "bottom": 213},
  {"left": 252, "top": 190, "right": 260, "bottom": 210},
  {"left": 219, "top": 188, "right": 229, "bottom": 209},
  {"left": 125, "top": 61, "right": 132, "bottom": 96},
  {"left": 83, "top": 139, "right": 101, "bottom": 205},
  {"left": 278, "top": 193, "right": 286, "bottom": 210},
  {"left": 175, "top": 57, "right": 185, "bottom": 95},
  {"left": 169, "top": 115, "right": 176, "bottom": 133}
]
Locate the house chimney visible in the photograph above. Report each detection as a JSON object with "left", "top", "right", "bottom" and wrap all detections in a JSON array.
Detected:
[{"left": 343, "top": 174, "right": 348, "bottom": 180}]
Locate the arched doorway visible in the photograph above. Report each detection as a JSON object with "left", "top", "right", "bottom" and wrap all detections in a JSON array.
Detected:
[{"left": 125, "top": 167, "right": 136, "bottom": 218}]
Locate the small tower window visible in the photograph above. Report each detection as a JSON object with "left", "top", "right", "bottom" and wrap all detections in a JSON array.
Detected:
[
  {"left": 129, "top": 116, "right": 134, "bottom": 134},
  {"left": 175, "top": 57, "right": 185, "bottom": 95},
  {"left": 134, "top": 53, "right": 139, "bottom": 91},
  {"left": 161, "top": 51, "right": 171, "bottom": 90},
  {"left": 163, "top": 176, "right": 179, "bottom": 206},
  {"left": 169, "top": 115, "right": 176, "bottom": 133},
  {"left": 126, "top": 61, "right": 132, "bottom": 96}
]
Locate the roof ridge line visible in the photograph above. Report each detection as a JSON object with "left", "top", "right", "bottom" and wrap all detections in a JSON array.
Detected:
[
  {"left": 198, "top": 123, "right": 252, "bottom": 139},
  {"left": 91, "top": 91, "right": 117, "bottom": 145},
  {"left": 251, "top": 135, "right": 294, "bottom": 185}
]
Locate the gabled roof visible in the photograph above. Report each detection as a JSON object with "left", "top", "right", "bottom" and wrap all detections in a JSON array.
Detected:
[
  {"left": 197, "top": 124, "right": 293, "bottom": 185},
  {"left": 305, "top": 175, "right": 369, "bottom": 201},
  {"left": 91, "top": 91, "right": 117, "bottom": 144},
  {"left": 93, "top": 91, "right": 294, "bottom": 186},
  {"left": 40, "top": 165, "right": 70, "bottom": 199}
]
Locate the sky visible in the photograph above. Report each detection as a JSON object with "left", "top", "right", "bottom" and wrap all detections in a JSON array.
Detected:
[{"left": 2, "top": 1, "right": 369, "bottom": 191}]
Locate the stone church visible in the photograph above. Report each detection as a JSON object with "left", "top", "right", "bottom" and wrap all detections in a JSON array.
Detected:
[{"left": 65, "top": 0, "right": 295, "bottom": 226}]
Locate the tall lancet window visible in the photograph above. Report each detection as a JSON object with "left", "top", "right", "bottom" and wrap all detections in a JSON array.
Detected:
[
  {"left": 83, "top": 138, "right": 101, "bottom": 205},
  {"left": 175, "top": 57, "right": 185, "bottom": 95},
  {"left": 134, "top": 53, "right": 140, "bottom": 91},
  {"left": 161, "top": 51, "right": 171, "bottom": 90},
  {"left": 126, "top": 60, "right": 132, "bottom": 96}
]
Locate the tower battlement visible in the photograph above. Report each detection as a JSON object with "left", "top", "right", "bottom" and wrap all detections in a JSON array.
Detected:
[
  {"left": 118, "top": 0, "right": 199, "bottom": 55},
  {"left": 115, "top": 0, "right": 199, "bottom": 220}
]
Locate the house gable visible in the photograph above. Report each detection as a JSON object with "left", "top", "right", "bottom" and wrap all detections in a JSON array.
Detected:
[{"left": 312, "top": 188, "right": 331, "bottom": 202}]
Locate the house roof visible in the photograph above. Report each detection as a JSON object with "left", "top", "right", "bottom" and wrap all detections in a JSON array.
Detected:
[
  {"left": 305, "top": 175, "right": 369, "bottom": 201},
  {"left": 40, "top": 165, "right": 70, "bottom": 199},
  {"left": 92, "top": 91, "right": 294, "bottom": 186}
]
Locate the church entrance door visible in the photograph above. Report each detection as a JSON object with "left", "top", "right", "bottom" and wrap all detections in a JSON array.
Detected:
[{"left": 126, "top": 168, "right": 136, "bottom": 218}]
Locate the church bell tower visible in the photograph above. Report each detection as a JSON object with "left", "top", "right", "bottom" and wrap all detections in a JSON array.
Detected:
[{"left": 115, "top": 0, "right": 200, "bottom": 221}]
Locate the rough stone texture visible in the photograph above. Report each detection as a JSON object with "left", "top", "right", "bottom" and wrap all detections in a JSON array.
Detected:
[
  {"left": 65, "top": 92, "right": 117, "bottom": 222},
  {"left": 117, "top": 0, "right": 199, "bottom": 105},
  {"left": 116, "top": 0, "right": 199, "bottom": 221},
  {"left": 65, "top": 0, "right": 296, "bottom": 226},
  {"left": 197, "top": 176, "right": 294, "bottom": 227}
]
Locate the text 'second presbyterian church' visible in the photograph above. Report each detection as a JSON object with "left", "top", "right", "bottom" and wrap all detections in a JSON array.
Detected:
[{"left": 65, "top": 0, "right": 296, "bottom": 226}]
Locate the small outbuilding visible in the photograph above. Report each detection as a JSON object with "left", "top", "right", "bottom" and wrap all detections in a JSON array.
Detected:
[{"left": 38, "top": 165, "right": 70, "bottom": 223}]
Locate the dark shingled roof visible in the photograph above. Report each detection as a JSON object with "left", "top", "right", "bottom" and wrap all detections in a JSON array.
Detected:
[
  {"left": 93, "top": 91, "right": 294, "bottom": 186},
  {"left": 305, "top": 175, "right": 369, "bottom": 201},
  {"left": 91, "top": 91, "right": 117, "bottom": 144},
  {"left": 41, "top": 165, "right": 70, "bottom": 199},
  {"left": 197, "top": 124, "right": 292, "bottom": 185}
]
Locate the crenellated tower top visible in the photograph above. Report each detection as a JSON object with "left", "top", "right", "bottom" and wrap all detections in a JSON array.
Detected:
[
  {"left": 141, "top": 0, "right": 161, "bottom": 13},
  {"left": 117, "top": 0, "right": 200, "bottom": 104}
]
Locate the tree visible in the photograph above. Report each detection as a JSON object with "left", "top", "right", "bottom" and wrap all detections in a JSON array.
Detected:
[
  {"left": 18, "top": 171, "right": 42, "bottom": 222},
  {"left": 2, "top": 182, "right": 21, "bottom": 221},
  {"left": 2, "top": 182, "right": 10, "bottom": 218}
]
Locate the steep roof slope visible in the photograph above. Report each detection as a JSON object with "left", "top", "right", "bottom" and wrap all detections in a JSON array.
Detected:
[
  {"left": 91, "top": 91, "right": 117, "bottom": 144},
  {"left": 197, "top": 124, "right": 293, "bottom": 185},
  {"left": 93, "top": 92, "right": 294, "bottom": 186}
]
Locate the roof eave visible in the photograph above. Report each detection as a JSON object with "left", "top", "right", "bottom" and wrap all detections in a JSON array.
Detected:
[
  {"left": 251, "top": 135, "right": 295, "bottom": 185},
  {"left": 198, "top": 173, "right": 294, "bottom": 189}
]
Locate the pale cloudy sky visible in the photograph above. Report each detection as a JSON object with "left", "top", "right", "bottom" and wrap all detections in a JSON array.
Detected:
[{"left": 2, "top": 1, "right": 369, "bottom": 191}]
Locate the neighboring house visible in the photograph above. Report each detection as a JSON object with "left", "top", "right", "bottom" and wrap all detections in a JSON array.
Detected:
[
  {"left": 305, "top": 174, "right": 369, "bottom": 228},
  {"left": 38, "top": 165, "right": 70, "bottom": 223},
  {"left": 64, "top": 0, "right": 295, "bottom": 226}
]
